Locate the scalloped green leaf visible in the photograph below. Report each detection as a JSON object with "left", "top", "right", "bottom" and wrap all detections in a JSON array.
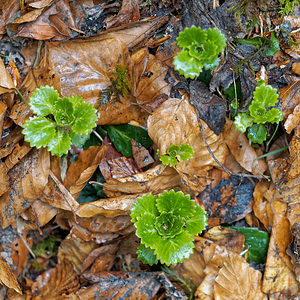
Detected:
[
  {"left": 47, "top": 129, "right": 71, "bottom": 156},
  {"left": 176, "top": 26, "right": 207, "bottom": 49},
  {"left": 185, "top": 205, "right": 207, "bottom": 236},
  {"left": 173, "top": 50, "right": 203, "bottom": 79},
  {"left": 234, "top": 113, "right": 254, "bottom": 133},
  {"left": 251, "top": 84, "right": 279, "bottom": 111},
  {"left": 167, "top": 144, "right": 180, "bottom": 157},
  {"left": 177, "top": 144, "right": 194, "bottom": 161},
  {"left": 156, "top": 190, "right": 195, "bottom": 218},
  {"left": 154, "top": 212, "right": 184, "bottom": 238},
  {"left": 154, "top": 231, "right": 194, "bottom": 266},
  {"left": 247, "top": 124, "right": 267, "bottom": 144},
  {"left": 54, "top": 97, "right": 75, "bottom": 126},
  {"left": 206, "top": 27, "right": 227, "bottom": 54},
  {"left": 73, "top": 101, "right": 98, "bottom": 135},
  {"left": 130, "top": 194, "right": 158, "bottom": 223},
  {"left": 22, "top": 116, "right": 56, "bottom": 148},
  {"left": 135, "top": 213, "right": 160, "bottom": 248},
  {"left": 137, "top": 244, "right": 158, "bottom": 266},
  {"left": 159, "top": 154, "right": 178, "bottom": 167},
  {"left": 70, "top": 132, "right": 90, "bottom": 148},
  {"left": 29, "top": 86, "right": 59, "bottom": 116}
]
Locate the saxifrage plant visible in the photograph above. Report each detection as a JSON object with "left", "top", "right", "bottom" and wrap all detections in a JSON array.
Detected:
[
  {"left": 234, "top": 80, "right": 283, "bottom": 144},
  {"left": 22, "top": 86, "right": 98, "bottom": 156},
  {"left": 130, "top": 190, "right": 207, "bottom": 266},
  {"left": 158, "top": 144, "right": 194, "bottom": 167},
  {"left": 173, "top": 26, "right": 227, "bottom": 79}
]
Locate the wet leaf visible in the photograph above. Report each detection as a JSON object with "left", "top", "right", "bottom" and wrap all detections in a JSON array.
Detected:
[
  {"left": 214, "top": 252, "right": 267, "bottom": 300},
  {"left": 0, "top": 256, "right": 22, "bottom": 294},
  {"left": 131, "top": 139, "right": 154, "bottom": 169},
  {"left": 29, "top": 259, "right": 80, "bottom": 298}
]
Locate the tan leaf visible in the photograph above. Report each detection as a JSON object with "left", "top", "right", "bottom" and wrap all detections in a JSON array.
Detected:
[
  {"left": 280, "top": 81, "right": 300, "bottom": 119},
  {"left": 0, "top": 127, "right": 24, "bottom": 159},
  {"left": 204, "top": 226, "right": 245, "bottom": 254},
  {"left": 223, "top": 119, "right": 267, "bottom": 175},
  {"left": 147, "top": 97, "right": 228, "bottom": 192},
  {"left": 0, "top": 58, "right": 15, "bottom": 93},
  {"left": 63, "top": 145, "right": 107, "bottom": 199},
  {"left": 0, "top": 0, "right": 20, "bottom": 34},
  {"left": 0, "top": 256, "right": 22, "bottom": 294},
  {"left": 30, "top": 200, "right": 58, "bottom": 227},
  {"left": 214, "top": 252, "right": 267, "bottom": 300},
  {"left": 262, "top": 198, "right": 299, "bottom": 295},
  {"left": 29, "top": 259, "right": 80, "bottom": 299},
  {"left": 58, "top": 233, "right": 98, "bottom": 274},
  {"left": 9, "top": 100, "right": 32, "bottom": 127},
  {"left": 0, "top": 101, "right": 7, "bottom": 144},
  {"left": 284, "top": 103, "right": 300, "bottom": 134},
  {"left": 131, "top": 139, "right": 154, "bottom": 169},
  {"left": 75, "top": 194, "right": 139, "bottom": 218},
  {"left": 4, "top": 143, "right": 31, "bottom": 170},
  {"left": 102, "top": 164, "right": 181, "bottom": 197},
  {"left": 0, "top": 162, "right": 9, "bottom": 197}
]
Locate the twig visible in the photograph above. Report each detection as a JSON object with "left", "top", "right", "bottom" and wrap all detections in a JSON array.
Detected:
[
  {"left": 92, "top": 129, "right": 103, "bottom": 142},
  {"left": 198, "top": 120, "right": 266, "bottom": 180},
  {"left": 18, "top": 232, "right": 36, "bottom": 259}
]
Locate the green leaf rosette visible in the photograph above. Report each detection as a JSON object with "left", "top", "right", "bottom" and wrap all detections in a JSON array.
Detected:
[{"left": 131, "top": 190, "right": 207, "bottom": 266}]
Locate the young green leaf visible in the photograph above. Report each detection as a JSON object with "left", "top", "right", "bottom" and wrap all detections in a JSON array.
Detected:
[
  {"left": 177, "top": 144, "right": 194, "bottom": 161},
  {"left": 174, "top": 26, "right": 226, "bottom": 79},
  {"left": 29, "top": 86, "right": 59, "bottom": 116},
  {"left": 154, "top": 212, "right": 184, "bottom": 238},
  {"left": 184, "top": 205, "right": 208, "bottom": 236},
  {"left": 73, "top": 101, "right": 98, "bottom": 135},
  {"left": 137, "top": 244, "right": 158, "bottom": 266},
  {"left": 234, "top": 113, "right": 254, "bottom": 133},
  {"left": 22, "top": 116, "right": 56, "bottom": 148},
  {"left": 247, "top": 124, "right": 267, "bottom": 144},
  {"left": 159, "top": 154, "right": 178, "bottom": 167},
  {"left": 159, "top": 143, "right": 194, "bottom": 166},
  {"left": 54, "top": 97, "right": 75, "bottom": 126},
  {"left": 47, "top": 130, "right": 72, "bottom": 156}
]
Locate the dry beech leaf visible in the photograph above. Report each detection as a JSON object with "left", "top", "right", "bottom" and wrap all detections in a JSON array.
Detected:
[
  {"left": 102, "top": 164, "right": 181, "bottom": 197},
  {"left": 0, "top": 58, "right": 15, "bottom": 94},
  {"left": 64, "top": 145, "right": 107, "bottom": 199},
  {"left": 75, "top": 194, "right": 139, "bottom": 218},
  {"left": 204, "top": 226, "right": 245, "bottom": 254},
  {"left": 29, "top": 259, "right": 80, "bottom": 299},
  {"left": 0, "top": 162, "right": 9, "bottom": 197},
  {"left": 284, "top": 103, "right": 300, "bottom": 134},
  {"left": 214, "top": 252, "right": 267, "bottom": 300},
  {"left": 0, "top": 127, "right": 24, "bottom": 160},
  {"left": 223, "top": 119, "right": 267, "bottom": 175},
  {"left": 30, "top": 200, "right": 58, "bottom": 227},
  {"left": 0, "top": 256, "right": 22, "bottom": 294},
  {"left": 0, "top": 101, "right": 7, "bottom": 143},
  {"left": 131, "top": 139, "right": 154, "bottom": 169},
  {"left": 9, "top": 100, "right": 32, "bottom": 127},
  {"left": 77, "top": 271, "right": 161, "bottom": 299},
  {"left": 0, "top": 148, "right": 50, "bottom": 228},
  {"left": 106, "top": 0, "right": 140, "bottom": 29},
  {"left": 4, "top": 143, "right": 31, "bottom": 170},
  {"left": 10, "top": 0, "right": 77, "bottom": 41},
  {"left": 147, "top": 97, "right": 228, "bottom": 192},
  {"left": 0, "top": 0, "right": 20, "bottom": 34},
  {"left": 131, "top": 48, "right": 171, "bottom": 105},
  {"left": 58, "top": 233, "right": 98, "bottom": 274},
  {"left": 262, "top": 197, "right": 299, "bottom": 295},
  {"left": 280, "top": 81, "right": 299, "bottom": 119},
  {"left": 82, "top": 243, "right": 119, "bottom": 273}
]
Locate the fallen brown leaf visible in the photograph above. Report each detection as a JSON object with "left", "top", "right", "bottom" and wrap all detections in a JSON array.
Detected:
[
  {"left": 29, "top": 259, "right": 80, "bottom": 299},
  {"left": 131, "top": 139, "right": 154, "bottom": 169},
  {"left": 0, "top": 0, "right": 20, "bottom": 35},
  {"left": 214, "top": 252, "right": 267, "bottom": 300},
  {"left": 0, "top": 58, "right": 15, "bottom": 94},
  {"left": 63, "top": 145, "right": 107, "bottom": 199},
  {"left": 223, "top": 118, "right": 267, "bottom": 175},
  {"left": 0, "top": 256, "right": 22, "bottom": 294},
  {"left": 147, "top": 97, "right": 228, "bottom": 192}
]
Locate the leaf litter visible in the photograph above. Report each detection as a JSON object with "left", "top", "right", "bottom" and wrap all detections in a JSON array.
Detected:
[{"left": 0, "top": 0, "right": 300, "bottom": 299}]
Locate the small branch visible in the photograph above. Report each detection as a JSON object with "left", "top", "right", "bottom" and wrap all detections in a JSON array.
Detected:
[{"left": 92, "top": 129, "right": 103, "bottom": 142}]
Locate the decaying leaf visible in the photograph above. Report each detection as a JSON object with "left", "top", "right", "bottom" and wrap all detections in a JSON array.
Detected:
[
  {"left": 0, "top": 256, "right": 22, "bottom": 294},
  {"left": 0, "top": 162, "right": 9, "bottom": 197},
  {"left": 77, "top": 271, "right": 162, "bottom": 299},
  {"left": 29, "top": 259, "right": 80, "bottom": 299},
  {"left": 131, "top": 139, "right": 154, "bottom": 169},
  {"left": 214, "top": 252, "right": 267, "bottom": 300},
  {"left": 199, "top": 175, "right": 254, "bottom": 227},
  {"left": 0, "top": 58, "right": 15, "bottom": 94},
  {"left": 148, "top": 97, "right": 228, "bottom": 192},
  {"left": 223, "top": 119, "right": 267, "bottom": 175},
  {"left": 102, "top": 164, "right": 181, "bottom": 197},
  {"left": 64, "top": 145, "right": 107, "bottom": 199}
]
